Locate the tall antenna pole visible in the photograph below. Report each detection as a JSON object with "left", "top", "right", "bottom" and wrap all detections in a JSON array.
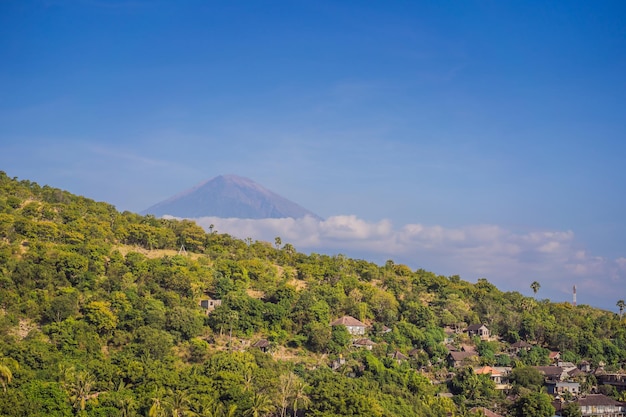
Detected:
[{"left": 573, "top": 285, "right": 577, "bottom": 307}]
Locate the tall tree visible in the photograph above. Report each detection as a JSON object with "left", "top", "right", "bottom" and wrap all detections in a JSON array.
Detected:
[
  {"left": 531, "top": 281, "right": 541, "bottom": 298},
  {"left": 291, "top": 379, "right": 310, "bottom": 417}
]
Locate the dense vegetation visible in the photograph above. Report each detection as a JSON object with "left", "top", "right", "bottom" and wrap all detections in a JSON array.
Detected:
[{"left": 0, "top": 171, "right": 624, "bottom": 416}]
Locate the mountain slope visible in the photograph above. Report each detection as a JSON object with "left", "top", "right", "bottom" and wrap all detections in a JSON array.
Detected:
[{"left": 142, "top": 175, "right": 322, "bottom": 219}]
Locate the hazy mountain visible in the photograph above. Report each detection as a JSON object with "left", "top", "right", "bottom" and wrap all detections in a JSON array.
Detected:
[{"left": 142, "top": 175, "right": 322, "bottom": 220}]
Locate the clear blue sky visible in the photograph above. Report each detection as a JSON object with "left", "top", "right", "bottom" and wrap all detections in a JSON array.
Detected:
[{"left": 1, "top": 0, "right": 625, "bottom": 309}]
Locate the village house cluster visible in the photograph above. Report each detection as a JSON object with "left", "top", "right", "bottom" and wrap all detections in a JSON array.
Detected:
[{"left": 199, "top": 297, "right": 626, "bottom": 417}]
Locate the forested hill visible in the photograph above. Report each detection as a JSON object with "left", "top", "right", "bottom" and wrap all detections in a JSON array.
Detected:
[{"left": 0, "top": 171, "right": 624, "bottom": 417}]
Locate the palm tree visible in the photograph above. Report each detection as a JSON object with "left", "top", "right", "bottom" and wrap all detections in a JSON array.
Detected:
[
  {"left": 291, "top": 380, "right": 310, "bottom": 417},
  {"left": 531, "top": 281, "right": 541, "bottom": 298},
  {"left": 0, "top": 364, "right": 12, "bottom": 393},
  {"left": 69, "top": 371, "right": 97, "bottom": 412},
  {"left": 244, "top": 393, "right": 274, "bottom": 417},
  {"left": 0, "top": 356, "right": 18, "bottom": 393},
  {"left": 164, "top": 390, "right": 192, "bottom": 417},
  {"left": 191, "top": 398, "right": 237, "bottom": 417},
  {"left": 149, "top": 397, "right": 165, "bottom": 417},
  {"left": 190, "top": 397, "right": 217, "bottom": 417},
  {"left": 242, "top": 366, "right": 255, "bottom": 393},
  {"left": 617, "top": 300, "right": 625, "bottom": 319}
]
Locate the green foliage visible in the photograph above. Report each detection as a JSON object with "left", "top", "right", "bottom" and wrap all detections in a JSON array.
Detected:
[
  {"left": 449, "top": 367, "right": 496, "bottom": 407},
  {"left": 0, "top": 171, "right": 625, "bottom": 417},
  {"left": 329, "top": 325, "right": 352, "bottom": 353},
  {"left": 83, "top": 301, "right": 118, "bottom": 335},
  {"left": 561, "top": 401, "right": 582, "bottom": 417},
  {"left": 510, "top": 366, "right": 545, "bottom": 391},
  {"left": 511, "top": 392, "right": 555, "bottom": 417}
]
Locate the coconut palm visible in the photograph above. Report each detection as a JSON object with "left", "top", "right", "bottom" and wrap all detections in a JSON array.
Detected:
[
  {"left": 0, "top": 363, "right": 12, "bottom": 393},
  {"left": 69, "top": 371, "right": 97, "bottom": 412},
  {"left": 244, "top": 393, "right": 274, "bottom": 417},
  {"left": 0, "top": 356, "right": 18, "bottom": 393},
  {"left": 531, "top": 281, "right": 541, "bottom": 298},
  {"left": 242, "top": 366, "right": 255, "bottom": 393},
  {"left": 164, "top": 390, "right": 192, "bottom": 417},
  {"left": 291, "top": 379, "right": 310, "bottom": 417},
  {"left": 149, "top": 397, "right": 165, "bottom": 417},
  {"left": 190, "top": 397, "right": 217, "bottom": 417},
  {"left": 617, "top": 300, "right": 625, "bottom": 319}
]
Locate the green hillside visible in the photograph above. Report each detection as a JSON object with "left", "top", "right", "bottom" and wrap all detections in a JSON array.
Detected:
[{"left": 0, "top": 171, "right": 624, "bottom": 417}]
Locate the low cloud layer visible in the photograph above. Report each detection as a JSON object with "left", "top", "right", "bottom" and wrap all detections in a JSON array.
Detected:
[{"left": 188, "top": 215, "right": 625, "bottom": 309}]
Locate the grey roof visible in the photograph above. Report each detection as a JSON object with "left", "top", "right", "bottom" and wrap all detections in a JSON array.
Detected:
[
  {"left": 449, "top": 351, "right": 477, "bottom": 361},
  {"left": 252, "top": 339, "right": 270, "bottom": 348},
  {"left": 577, "top": 394, "right": 625, "bottom": 407},
  {"left": 533, "top": 366, "right": 565, "bottom": 377},
  {"left": 330, "top": 316, "right": 367, "bottom": 327},
  {"left": 466, "top": 324, "right": 488, "bottom": 331}
]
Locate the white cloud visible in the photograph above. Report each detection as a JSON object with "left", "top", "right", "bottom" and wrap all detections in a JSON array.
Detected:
[{"left": 187, "top": 215, "right": 625, "bottom": 308}]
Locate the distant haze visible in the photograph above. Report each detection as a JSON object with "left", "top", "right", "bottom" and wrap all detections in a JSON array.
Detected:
[{"left": 142, "top": 175, "right": 322, "bottom": 220}]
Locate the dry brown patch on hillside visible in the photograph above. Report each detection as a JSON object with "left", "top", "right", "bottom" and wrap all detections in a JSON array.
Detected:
[
  {"left": 11, "top": 318, "right": 38, "bottom": 340},
  {"left": 246, "top": 289, "right": 265, "bottom": 299},
  {"left": 113, "top": 244, "right": 206, "bottom": 261},
  {"left": 288, "top": 278, "right": 307, "bottom": 291}
]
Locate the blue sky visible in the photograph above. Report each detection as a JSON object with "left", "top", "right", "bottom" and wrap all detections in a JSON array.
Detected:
[{"left": 1, "top": 0, "right": 625, "bottom": 309}]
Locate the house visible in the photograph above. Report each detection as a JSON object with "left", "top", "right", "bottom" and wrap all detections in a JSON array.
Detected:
[
  {"left": 447, "top": 351, "right": 478, "bottom": 368},
  {"left": 389, "top": 350, "right": 409, "bottom": 363},
  {"left": 461, "top": 344, "right": 476, "bottom": 353},
  {"left": 546, "top": 381, "right": 581, "bottom": 396},
  {"left": 251, "top": 339, "right": 271, "bottom": 353},
  {"left": 549, "top": 351, "right": 561, "bottom": 362},
  {"left": 568, "top": 368, "right": 585, "bottom": 378},
  {"left": 596, "top": 372, "right": 626, "bottom": 391},
  {"left": 199, "top": 298, "right": 222, "bottom": 314},
  {"left": 533, "top": 366, "right": 568, "bottom": 382},
  {"left": 555, "top": 394, "right": 626, "bottom": 417},
  {"left": 474, "top": 366, "right": 511, "bottom": 390},
  {"left": 557, "top": 361, "right": 578, "bottom": 373},
  {"left": 352, "top": 338, "right": 376, "bottom": 350},
  {"left": 509, "top": 340, "right": 532, "bottom": 354},
  {"left": 330, "top": 316, "right": 367, "bottom": 335},
  {"left": 465, "top": 324, "right": 490, "bottom": 340}
]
